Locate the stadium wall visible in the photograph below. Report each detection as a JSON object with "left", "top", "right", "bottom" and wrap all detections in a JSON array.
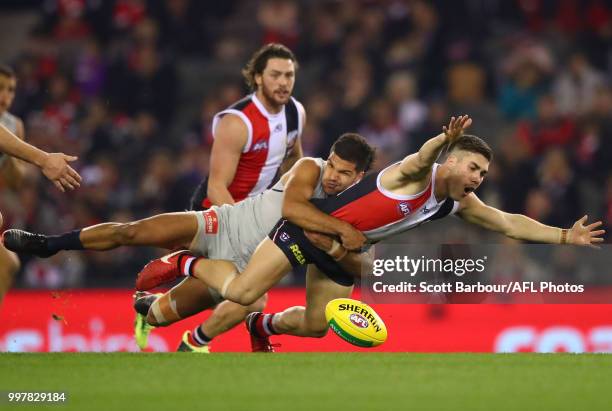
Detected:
[{"left": 2, "top": 289, "right": 612, "bottom": 353}]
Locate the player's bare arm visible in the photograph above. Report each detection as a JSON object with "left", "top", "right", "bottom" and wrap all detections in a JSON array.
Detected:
[
  {"left": 282, "top": 157, "right": 366, "bottom": 250},
  {"left": 381, "top": 115, "right": 472, "bottom": 192},
  {"left": 0, "top": 123, "right": 81, "bottom": 192},
  {"left": 1, "top": 118, "right": 27, "bottom": 189},
  {"left": 458, "top": 193, "right": 606, "bottom": 246},
  {"left": 207, "top": 114, "right": 248, "bottom": 206}
]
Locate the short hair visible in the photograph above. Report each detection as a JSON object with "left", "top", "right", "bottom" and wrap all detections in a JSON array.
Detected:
[
  {"left": 0, "top": 64, "right": 16, "bottom": 79},
  {"left": 242, "top": 43, "right": 298, "bottom": 91},
  {"left": 448, "top": 134, "right": 493, "bottom": 162},
  {"left": 330, "top": 133, "right": 376, "bottom": 173}
]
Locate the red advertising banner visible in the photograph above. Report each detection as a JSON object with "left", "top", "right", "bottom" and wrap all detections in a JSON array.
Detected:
[{"left": 2, "top": 289, "right": 612, "bottom": 353}]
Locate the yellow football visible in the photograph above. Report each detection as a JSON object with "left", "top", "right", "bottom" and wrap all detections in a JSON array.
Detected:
[{"left": 325, "top": 298, "right": 387, "bottom": 347}]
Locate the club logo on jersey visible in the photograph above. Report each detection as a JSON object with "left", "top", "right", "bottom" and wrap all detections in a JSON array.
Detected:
[
  {"left": 252, "top": 141, "right": 268, "bottom": 151},
  {"left": 279, "top": 232, "right": 290, "bottom": 242},
  {"left": 203, "top": 210, "right": 218, "bottom": 234},
  {"left": 289, "top": 243, "right": 306, "bottom": 265},
  {"left": 397, "top": 201, "right": 412, "bottom": 217},
  {"left": 349, "top": 313, "right": 369, "bottom": 329}
]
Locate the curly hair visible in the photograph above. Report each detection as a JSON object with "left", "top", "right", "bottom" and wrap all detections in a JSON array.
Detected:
[{"left": 242, "top": 43, "right": 298, "bottom": 91}]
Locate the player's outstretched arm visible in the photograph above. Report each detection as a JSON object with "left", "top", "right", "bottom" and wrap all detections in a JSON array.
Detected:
[
  {"left": 282, "top": 158, "right": 366, "bottom": 250},
  {"left": 458, "top": 193, "right": 606, "bottom": 246},
  {"left": 1, "top": 118, "right": 27, "bottom": 189},
  {"left": 394, "top": 115, "right": 472, "bottom": 182},
  {"left": 0, "top": 123, "right": 81, "bottom": 192}
]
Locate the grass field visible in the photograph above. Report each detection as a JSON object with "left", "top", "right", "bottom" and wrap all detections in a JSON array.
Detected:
[{"left": 1, "top": 353, "right": 611, "bottom": 411}]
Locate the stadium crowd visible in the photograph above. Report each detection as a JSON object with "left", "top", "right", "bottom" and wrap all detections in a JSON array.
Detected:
[{"left": 0, "top": 0, "right": 610, "bottom": 288}]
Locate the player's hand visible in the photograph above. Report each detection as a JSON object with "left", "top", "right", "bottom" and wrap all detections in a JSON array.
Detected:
[
  {"left": 41, "top": 153, "right": 82, "bottom": 192},
  {"left": 568, "top": 215, "right": 606, "bottom": 247},
  {"left": 304, "top": 230, "right": 335, "bottom": 252},
  {"left": 338, "top": 223, "right": 366, "bottom": 251},
  {"left": 443, "top": 115, "right": 472, "bottom": 145}
]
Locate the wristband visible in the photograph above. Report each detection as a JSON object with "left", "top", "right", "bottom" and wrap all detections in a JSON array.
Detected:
[
  {"left": 328, "top": 240, "right": 348, "bottom": 261},
  {"left": 560, "top": 229, "right": 569, "bottom": 244}
]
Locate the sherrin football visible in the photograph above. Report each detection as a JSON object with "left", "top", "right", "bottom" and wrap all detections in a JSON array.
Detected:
[{"left": 325, "top": 298, "right": 387, "bottom": 347}]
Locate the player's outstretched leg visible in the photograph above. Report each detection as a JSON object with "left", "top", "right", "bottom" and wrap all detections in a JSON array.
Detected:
[{"left": 3, "top": 212, "right": 198, "bottom": 258}]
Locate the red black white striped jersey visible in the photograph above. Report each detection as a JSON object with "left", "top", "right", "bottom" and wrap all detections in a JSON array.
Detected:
[
  {"left": 313, "top": 163, "right": 459, "bottom": 242},
  {"left": 201, "top": 93, "right": 303, "bottom": 208}
]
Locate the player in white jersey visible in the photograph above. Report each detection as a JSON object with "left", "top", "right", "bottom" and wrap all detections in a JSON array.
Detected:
[
  {"left": 0, "top": 64, "right": 82, "bottom": 303},
  {"left": 133, "top": 115, "right": 604, "bottom": 345},
  {"left": 3, "top": 134, "right": 374, "bottom": 349}
]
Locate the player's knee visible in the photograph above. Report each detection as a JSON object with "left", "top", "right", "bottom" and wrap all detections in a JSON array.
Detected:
[
  {"left": 229, "top": 284, "right": 261, "bottom": 306},
  {"left": 115, "top": 223, "right": 138, "bottom": 244},
  {"left": 248, "top": 293, "right": 268, "bottom": 313}
]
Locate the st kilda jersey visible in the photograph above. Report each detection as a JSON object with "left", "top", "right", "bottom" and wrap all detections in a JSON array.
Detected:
[
  {"left": 196, "top": 93, "right": 303, "bottom": 209},
  {"left": 312, "top": 163, "right": 460, "bottom": 242}
]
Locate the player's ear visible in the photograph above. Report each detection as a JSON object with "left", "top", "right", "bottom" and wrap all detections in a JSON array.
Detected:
[
  {"left": 445, "top": 153, "right": 458, "bottom": 167},
  {"left": 255, "top": 73, "right": 263, "bottom": 88}
]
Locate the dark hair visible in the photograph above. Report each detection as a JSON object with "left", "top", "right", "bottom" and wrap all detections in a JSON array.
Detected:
[
  {"left": 0, "top": 64, "right": 16, "bottom": 79},
  {"left": 242, "top": 43, "right": 298, "bottom": 91},
  {"left": 448, "top": 134, "right": 493, "bottom": 161},
  {"left": 330, "top": 133, "right": 376, "bottom": 173}
]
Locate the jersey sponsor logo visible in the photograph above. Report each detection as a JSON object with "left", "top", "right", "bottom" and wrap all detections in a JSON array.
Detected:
[
  {"left": 397, "top": 201, "right": 412, "bottom": 216},
  {"left": 273, "top": 123, "right": 283, "bottom": 133},
  {"left": 252, "top": 141, "right": 268, "bottom": 151},
  {"left": 289, "top": 243, "right": 306, "bottom": 265},
  {"left": 349, "top": 313, "right": 369, "bottom": 329},
  {"left": 203, "top": 210, "right": 218, "bottom": 234},
  {"left": 279, "top": 232, "right": 290, "bottom": 242}
]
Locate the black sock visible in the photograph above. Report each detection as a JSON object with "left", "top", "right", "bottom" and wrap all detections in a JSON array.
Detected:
[
  {"left": 193, "top": 326, "right": 212, "bottom": 345},
  {"left": 47, "top": 230, "right": 84, "bottom": 252}
]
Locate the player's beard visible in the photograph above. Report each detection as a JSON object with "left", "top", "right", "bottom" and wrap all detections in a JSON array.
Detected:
[{"left": 260, "top": 82, "right": 291, "bottom": 110}]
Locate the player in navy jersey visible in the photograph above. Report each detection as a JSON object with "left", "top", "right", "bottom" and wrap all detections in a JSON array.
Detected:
[{"left": 133, "top": 115, "right": 605, "bottom": 344}]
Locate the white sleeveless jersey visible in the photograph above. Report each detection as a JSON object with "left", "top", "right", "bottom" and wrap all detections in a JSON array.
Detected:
[
  {"left": 0, "top": 112, "right": 19, "bottom": 166},
  {"left": 216, "top": 157, "right": 326, "bottom": 266}
]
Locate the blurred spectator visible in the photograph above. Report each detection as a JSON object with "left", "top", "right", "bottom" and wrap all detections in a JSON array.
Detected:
[
  {"left": 498, "top": 42, "right": 553, "bottom": 121},
  {"left": 515, "top": 94, "right": 577, "bottom": 156},
  {"left": 553, "top": 51, "right": 606, "bottom": 115}
]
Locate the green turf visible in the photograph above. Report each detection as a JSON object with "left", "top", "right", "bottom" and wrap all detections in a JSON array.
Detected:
[{"left": 0, "top": 353, "right": 611, "bottom": 411}]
